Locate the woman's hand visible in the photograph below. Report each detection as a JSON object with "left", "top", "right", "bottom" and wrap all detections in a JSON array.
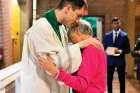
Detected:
[
  {"left": 38, "top": 55, "right": 59, "bottom": 77},
  {"left": 77, "top": 37, "right": 104, "bottom": 49}
]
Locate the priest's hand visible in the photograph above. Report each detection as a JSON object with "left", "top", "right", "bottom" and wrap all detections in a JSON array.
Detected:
[
  {"left": 77, "top": 37, "right": 103, "bottom": 49},
  {"left": 38, "top": 56, "right": 59, "bottom": 78}
]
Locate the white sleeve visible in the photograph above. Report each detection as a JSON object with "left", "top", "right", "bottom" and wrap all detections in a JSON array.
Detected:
[
  {"left": 53, "top": 44, "right": 82, "bottom": 73},
  {"left": 30, "top": 31, "right": 82, "bottom": 73}
]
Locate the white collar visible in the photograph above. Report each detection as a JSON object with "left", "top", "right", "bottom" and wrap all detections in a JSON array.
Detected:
[{"left": 113, "top": 29, "right": 121, "bottom": 34}]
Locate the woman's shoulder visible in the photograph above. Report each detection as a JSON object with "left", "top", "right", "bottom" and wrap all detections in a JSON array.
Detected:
[
  {"left": 83, "top": 45, "right": 105, "bottom": 54},
  {"left": 83, "top": 45, "right": 97, "bottom": 52}
]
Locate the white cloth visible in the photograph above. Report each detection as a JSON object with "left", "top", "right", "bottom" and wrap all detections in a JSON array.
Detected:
[{"left": 21, "top": 18, "right": 82, "bottom": 93}]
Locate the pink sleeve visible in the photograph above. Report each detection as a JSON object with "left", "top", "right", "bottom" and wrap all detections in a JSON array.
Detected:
[{"left": 57, "top": 46, "right": 98, "bottom": 92}]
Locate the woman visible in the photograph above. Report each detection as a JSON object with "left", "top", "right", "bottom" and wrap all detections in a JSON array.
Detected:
[{"left": 38, "top": 23, "right": 107, "bottom": 93}]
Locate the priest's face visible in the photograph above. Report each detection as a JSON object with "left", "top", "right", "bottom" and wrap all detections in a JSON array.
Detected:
[{"left": 63, "top": 6, "right": 87, "bottom": 25}]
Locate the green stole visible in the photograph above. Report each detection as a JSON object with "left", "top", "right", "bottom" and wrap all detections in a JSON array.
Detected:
[{"left": 42, "top": 9, "right": 62, "bottom": 45}]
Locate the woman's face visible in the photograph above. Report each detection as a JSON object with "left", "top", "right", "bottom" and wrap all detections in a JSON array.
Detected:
[{"left": 70, "top": 31, "right": 82, "bottom": 44}]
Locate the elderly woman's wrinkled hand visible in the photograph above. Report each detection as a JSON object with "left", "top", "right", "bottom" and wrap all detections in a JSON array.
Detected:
[{"left": 38, "top": 55, "right": 58, "bottom": 77}]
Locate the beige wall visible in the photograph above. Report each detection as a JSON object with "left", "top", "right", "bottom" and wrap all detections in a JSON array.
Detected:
[
  {"left": 126, "top": 0, "right": 140, "bottom": 77},
  {"left": 126, "top": 0, "right": 135, "bottom": 77},
  {"left": 19, "top": 0, "right": 33, "bottom": 57}
]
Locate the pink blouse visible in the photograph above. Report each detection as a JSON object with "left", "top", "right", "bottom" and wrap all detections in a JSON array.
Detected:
[{"left": 57, "top": 45, "right": 107, "bottom": 93}]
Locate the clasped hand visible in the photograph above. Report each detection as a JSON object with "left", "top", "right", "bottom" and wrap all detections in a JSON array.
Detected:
[{"left": 38, "top": 55, "right": 58, "bottom": 77}]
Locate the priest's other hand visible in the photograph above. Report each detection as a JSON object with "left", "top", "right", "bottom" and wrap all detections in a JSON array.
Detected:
[{"left": 77, "top": 37, "right": 104, "bottom": 49}]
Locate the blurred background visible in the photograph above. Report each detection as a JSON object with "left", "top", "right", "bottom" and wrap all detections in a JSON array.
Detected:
[{"left": 0, "top": 0, "right": 140, "bottom": 93}]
